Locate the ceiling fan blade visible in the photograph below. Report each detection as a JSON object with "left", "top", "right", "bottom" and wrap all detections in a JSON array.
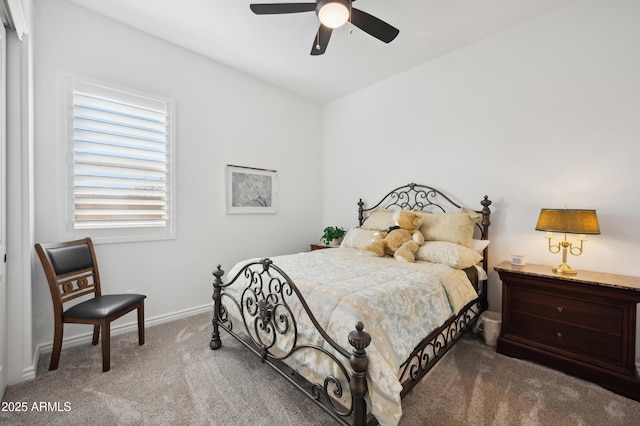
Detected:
[
  {"left": 250, "top": 3, "right": 316, "bottom": 14},
  {"left": 310, "top": 25, "right": 333, "bottom": 56},
  {"left": 350, "top": 8, "right": 399, "bottom": 43}
]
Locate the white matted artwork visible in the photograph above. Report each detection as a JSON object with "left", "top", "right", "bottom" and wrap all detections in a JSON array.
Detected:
[{"left": 226, "top": 165, "right": 277, "bottom": 214}]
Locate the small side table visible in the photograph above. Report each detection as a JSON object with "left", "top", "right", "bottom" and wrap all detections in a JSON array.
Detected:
[{"left": 310, "top": 243, "right": 339, "bottom": 251}]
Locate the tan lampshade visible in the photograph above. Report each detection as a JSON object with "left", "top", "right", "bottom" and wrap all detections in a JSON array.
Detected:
[{"left": 535, "top": 209, "right": 600, "bottom": 234}]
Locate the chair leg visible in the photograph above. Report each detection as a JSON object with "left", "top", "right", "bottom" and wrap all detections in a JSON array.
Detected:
[
  {"left": 49, "top": 320, "right": 64, "bottom": 371},
  {"left": 101, "top": 320, "right": 111, "bottom": 372},
  {"left": 92, "top": 324, "right": 100, "bottom": 345},
  {"left": 138, "top": 301, "right": 145, "bottom": 345}
]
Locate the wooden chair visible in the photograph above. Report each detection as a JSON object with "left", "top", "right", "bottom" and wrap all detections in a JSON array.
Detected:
[{"left": 35, "top": 237, "right": 146, "bottom": 372}]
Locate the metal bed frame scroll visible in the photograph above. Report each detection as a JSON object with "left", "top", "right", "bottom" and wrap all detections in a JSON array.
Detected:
[{"left": 210, "top": 183, "right": 492, "bottom": 426}]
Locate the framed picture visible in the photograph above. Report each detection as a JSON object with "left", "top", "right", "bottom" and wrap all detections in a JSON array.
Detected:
[{"left": 226, "top": 165, "right": 277, "bottom": 214}]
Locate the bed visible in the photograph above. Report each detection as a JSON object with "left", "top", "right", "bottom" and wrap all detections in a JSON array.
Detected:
[{"left": 209, "top": 183, "right": 492, "bottom": 426}]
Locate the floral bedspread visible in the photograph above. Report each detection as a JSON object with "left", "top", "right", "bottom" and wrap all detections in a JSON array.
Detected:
[{"left": 223, "top": 247, "right": 478, "bottom": 426}]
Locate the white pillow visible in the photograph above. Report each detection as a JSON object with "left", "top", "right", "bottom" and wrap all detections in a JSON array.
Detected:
[
  {"left": 473, "top": 239, "right": 491, "bottom": 254},
  {"left": 340, "top": 227, "right": 380, "bottom": 249},
  {"left": 417, "top": 241, "right": 483, "bottom": 269}
]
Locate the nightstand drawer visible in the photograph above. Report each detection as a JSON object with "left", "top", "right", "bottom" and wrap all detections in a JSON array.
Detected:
[
  {"left": 510, "top": 286, "right": 622, "bottom": 334},
  {"left": 509, "top": 312, "right": 623, "bottom": 364}
]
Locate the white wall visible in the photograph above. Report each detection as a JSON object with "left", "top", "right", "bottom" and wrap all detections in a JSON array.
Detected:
[
  {"left": 31, "top": 0, "right": 323, "bottom": 351},
  {"left": 323, "top": 0, "right": 640, "bottom": 311}
]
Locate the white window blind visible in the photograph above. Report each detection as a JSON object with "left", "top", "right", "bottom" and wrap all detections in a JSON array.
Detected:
[{"left": 70, "top": 80, "right": 172, "bottom": 231}]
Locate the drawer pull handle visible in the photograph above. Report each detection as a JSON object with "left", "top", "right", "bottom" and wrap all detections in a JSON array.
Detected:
[
  {"left": 556, "top": 332, "right": 563, "bottom": 339},
  {"left": 557, "top": 306, "right": 564, "bottom": 313}
]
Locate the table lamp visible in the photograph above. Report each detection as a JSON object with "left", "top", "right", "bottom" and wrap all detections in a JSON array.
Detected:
[{"left": 535, "top": 208, "right": 600, "bottom": 274}]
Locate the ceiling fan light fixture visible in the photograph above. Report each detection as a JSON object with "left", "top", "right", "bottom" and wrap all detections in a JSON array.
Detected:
[
  {"left": 317, "top": 0, "right": 349, "bottom": 29},
  {"left": 250, "top": 0, "right": 399, "bottom": 55}
]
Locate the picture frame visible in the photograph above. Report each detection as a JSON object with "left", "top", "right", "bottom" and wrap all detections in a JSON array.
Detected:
[{"left": 226, "top": 165, "right": 277, "bottom": 214}]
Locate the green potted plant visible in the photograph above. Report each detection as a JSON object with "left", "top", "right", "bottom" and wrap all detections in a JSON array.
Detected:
[{"left": 321, "top": 226, "right": 346, "bottom": 245}]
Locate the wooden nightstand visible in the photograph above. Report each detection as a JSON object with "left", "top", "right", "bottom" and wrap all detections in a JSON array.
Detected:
[
  {"left": 310, "top": 243, "right": 339, "bottom": 251},
  {"left": 494, "top": 261, "right": 640, "bottom": 401}
]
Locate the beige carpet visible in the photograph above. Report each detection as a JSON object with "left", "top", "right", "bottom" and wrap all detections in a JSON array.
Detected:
[{"left": 2, "top": 311, "right": 639, "bottom": 425}]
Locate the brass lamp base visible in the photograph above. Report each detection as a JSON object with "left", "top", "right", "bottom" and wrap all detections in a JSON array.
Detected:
[{"left": 552, "top": 263, "right": 577, "bottom": 275}]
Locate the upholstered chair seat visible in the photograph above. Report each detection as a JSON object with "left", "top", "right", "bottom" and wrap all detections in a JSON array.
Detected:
[{"left": 64, "top": 294, "right": 146, "bottom": 320}]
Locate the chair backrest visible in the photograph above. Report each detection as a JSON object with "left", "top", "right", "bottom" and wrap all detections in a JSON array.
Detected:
[{"left": 35, "top": 238, "right": 102, "bottom": 315}]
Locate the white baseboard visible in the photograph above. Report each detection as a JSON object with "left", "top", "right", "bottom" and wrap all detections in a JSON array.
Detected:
[
  {"left": 21, "top": 365, "right": 36, "bottom": 382},
  {"left": 27, "top": 303, "right": 213, "bottom": 381}
]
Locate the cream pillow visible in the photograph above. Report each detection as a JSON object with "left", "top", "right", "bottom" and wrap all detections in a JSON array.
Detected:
[
  {"left": 419, "top": 208, "right": 480, "bottom": 248},
  {"left": 340, "top": 227, "right": 380, "bottom": 249},
  {"left": 417, "top": 241, "right": 483, "bottom": 269},
  {"left": 361, "top": 208, "right": 395, "bottom": 230}
]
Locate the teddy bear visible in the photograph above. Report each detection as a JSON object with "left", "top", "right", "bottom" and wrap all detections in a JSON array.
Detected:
[{"left": 362, "top": 210, "right": 425, "bottom": 262}]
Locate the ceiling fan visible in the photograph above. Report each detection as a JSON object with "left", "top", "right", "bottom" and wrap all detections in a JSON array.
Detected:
[{"left": 249, "top": 0, "right": 400, "bottom": 55}]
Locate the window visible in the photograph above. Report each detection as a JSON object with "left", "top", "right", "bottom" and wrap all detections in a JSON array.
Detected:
[{"left": 65, "top": 78, "right": 175, "bottom": 243}]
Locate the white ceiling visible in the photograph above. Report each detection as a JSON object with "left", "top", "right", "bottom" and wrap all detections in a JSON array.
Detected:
[{"left": 67, "top": 0, "right": 574, "bottom": 102}]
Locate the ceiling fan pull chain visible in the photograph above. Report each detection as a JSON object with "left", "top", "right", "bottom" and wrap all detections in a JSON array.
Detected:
[{"left": 349, "top": 0, "right": 353, "bottom": 34}]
